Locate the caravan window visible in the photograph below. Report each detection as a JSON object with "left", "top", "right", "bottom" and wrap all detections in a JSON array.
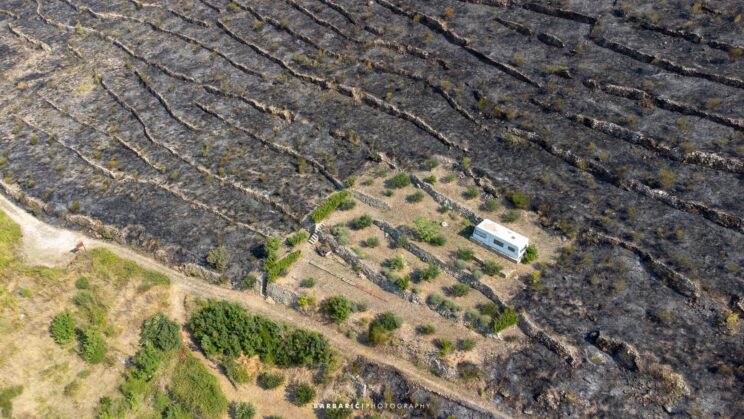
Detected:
[
  {"left": 474, "top": 229, "right": 486, "bottom": 238},
  {"left": 493, "top": 239, "right": 504, "bottom": 247},
  {"left": 507, "top": 246, "right": 516, "bottom": 252}
]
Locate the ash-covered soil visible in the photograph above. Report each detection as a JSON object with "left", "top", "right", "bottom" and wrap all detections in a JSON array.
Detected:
[{"left": 1, "top": 0, "right": 742, "bottom": 416}]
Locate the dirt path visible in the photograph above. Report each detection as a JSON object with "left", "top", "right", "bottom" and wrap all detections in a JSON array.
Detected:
[{"left": 0, "top": 195, "right": 507, "bottom": 418}]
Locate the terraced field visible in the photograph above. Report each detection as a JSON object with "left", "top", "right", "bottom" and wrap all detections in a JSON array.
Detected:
[{"left": 1, "top": 0, "right": 742, "bottom": 417}]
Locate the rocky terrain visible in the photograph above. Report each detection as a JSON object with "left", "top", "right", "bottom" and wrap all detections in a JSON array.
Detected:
[{"left": 1, "top": 0, "right": 743, "bottom": 417}]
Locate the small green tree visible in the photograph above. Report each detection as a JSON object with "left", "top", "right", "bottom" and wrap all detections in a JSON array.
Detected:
[
  {"left": 232, "top": 401, "right": 256, "bottom": 419},
  {"left": 522, "top": 244, "right": 538, "bottom": 264},
  {"left": 507, "top": 191, "right": 530, "bottom": 209},
  {"left": 321, "top": 296, "right": 354, "bottom": 324},
  {"left": 207, "top": 246, "right": 229, "bottom": 272},
  {"left": 257, "top": 372, "right": 284, "bottom": 389},
  {"left": 449, "top": 283, "right": 470, "bottom": 297},
  {"left": 80, "top": 327, "right": 107, "bottom": 364},
  {"left": 140, "top": 314, "right": 181, "bottom": 352},
  {"left": 493, "top": 307, "right": 520, "bottom": 333},
  {"left": 416, "top": 264, "right": 441, "bottom": 281},
  {"left": 437, "top": 338, "right": 456, "bottom": 357},
  {"left": 350, "top": 214, "right": 373, "bottom": 230},
  {"left": 387, "top": 255, "right": 406, "bottom": 271},
  {"left": 482, "top": 260, "right": 502, "bottom": 275},
  {"left": 50, "top": 311, "right": 76, "bottom": 345},
  {"left": 390, "top": 172, "right": 411, "bottom": 188},
  {"left": 293, "top": 382, "right": 316, "bottom": 406}
]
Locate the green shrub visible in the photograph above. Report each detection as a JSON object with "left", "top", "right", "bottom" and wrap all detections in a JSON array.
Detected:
[
  {"left": 425, "top": 157, "right": 439, "bottom": 170},
  {"left": 321, "top": 296, "right": 354, "bottom": 324},
  {"left": 507, "top": 191, "right": 530, "bottom": 209},
  {"left": 130, "top": 343, "right": 165, "bottom": 381},
  {"left": 478, "top": 302, "right": 500, "bottom": 318},
  {"left": 258, "top": 372, "right": 284, "bottom": 389},
  {"left": 73, "top": 290, "right": 107, "bottom": 327},
  {"left": 387, "top": 255, "right": 406, "bottom": 271},
  {"left": 207, "top": 246, "right": 229, "bottom": 273},
  {"left": 367, "top": 312, "right": 402, "bottom": 345},
  {"left": 482, "top": 198, "right": 499, "bottom": 212},
  {"left": 458, "top": 338, "right": 476, "bottom": 351},
  {"left": 522, "top": 244, "right": 538, "bottom": 264},
  {"left": 331, "top": 225, "right": 349, "bottom": 245},
  {"left": 286, "top": 231, "right": 309, "bottom": 247},
  {"left": 416, "top": 324, "right": 436, "bottom": 335},
  {"left": 293, "top": 382, "right": 316, "bottom": 405},
  {"left": 266, "top": 250, "right": 301, "bottom": 282},
  {"left": 223, "top": 358, "right": 250, "bottom": 384},
  {"left": 80, "top": 327, "right": 107, "bottom": 364},
  {"left": 188, "top": 301, "right": 331, "bottom": 367},
  {"left": 364, "top": 237, "right": 380, "bottom": 248},
  {"left": 437, "top": 338, "right": 456, "bottom": 357},
  {"left": 408, "top": 190, "right": 425, "bottom": 203},
  {"left": 50, "top": 311, "right": 76, "bottom": 345},
  {"left": 312, "top": 190, "right": 350, "bottom": 223},
  {"left": 300, "top": 278, "right": 316, "bottom": 288},
  {"left": 338, "top": 199, "right": 356, "bottom": 211},
  {"left": 412, "top": 218, "right": 446, "bottom": 246},
  {"left": 389, "top": 172, "right": 411, "bottom": 188},
  {"left": 424, "top": 175, "right": 437, "bottom": 184},
  {"left": 237, "top": 274, "right": 258, "bottom": 290},
  {"left": 482, "top": 260, "right": 502, "bottom": 276},
  {"left": 233, "top": 401, "right": 256, "bottom": 419},
  {"left": 441, "top": 173, "right": 455, "bottom": 183},
  {"left": 416, "top": 264, "right": 441, "bottom": 281},
  {"left": 350, "top": 214, "right": 373, "bottom": 230},
  {"left": 449, "top": 283, "right": 470, "bottom": 297},
  {"left": 455, "top": 247, "right": 475, "bottom": 261},
  {"left": 75, "top": 276, "right": 90, "bottom": 289},
  {"left": 472, "top": 268, "right": 483, "bottom": 280},
  {"left": 501, "top": 210, "right": 520, "bottom": 223},
  {"left": 463, "top": 187, "right": 479, "bottom": 200},
  {"left": 324, "top": 399, "right": 353, "bottom": 419},
  {"left": 171, "top": 352, "right": 228, "bottom": 417},
  {"left": 140, "top": 314, "right": 181, "bottom": 352},
  {"left": 493, "top": 307, "right": 520, "bottom": 333},
  {"left": 386, "top": 272, "right": 410, "bottom": 291},
  {"left": 461, "top": 157, "right": 472, "bottom": 169},
  {"left": 427, "top": 292, "right": 444, "bottom": 307},
  {"left": 0, "top": 385, "right": 23, "bottom": 418}
]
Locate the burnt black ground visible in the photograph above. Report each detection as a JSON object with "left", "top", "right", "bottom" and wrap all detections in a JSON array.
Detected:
[{"left": 1, "top": 0, "right": 742, "bottom": 416}]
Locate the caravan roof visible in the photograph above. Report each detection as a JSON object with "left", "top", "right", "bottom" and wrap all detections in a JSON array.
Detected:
[{"left": 475, "top": 219, "right": 529, "bottom": 249}]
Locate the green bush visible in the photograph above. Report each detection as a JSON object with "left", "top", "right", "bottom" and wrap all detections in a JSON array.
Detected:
[
  {"left": 140, "top": 314, "right": 181, "bottom": 352},
  {"left": 458, "top": 338, "right": 476, "bottom": 351},
  {"left": 389, "top": 172, "right": 411, "bottom": 188},
  {"left": 482, "top": 260, "right": 502, "bottom": 276},
  {"left": 80, "top": 327, "right": 107, "bottom": 364},
  {"left": 427, "top": 292, "right": 444, "bottom": 308},
  {"left": 300, "top": 278, "right": 316, "bottom": 288},
  {"left": 482, "top": 198, "right": 499, "bottom": 212},
  {"left": 0, "top": 385, "right": 23, "bottom": 418},
  {"left": 338, "top": 199, "right": 356, "bottom": 211},
  {"left": 321, "top": 296, "right": 354, "bottom": 323},
  {"left": 455, "top": 247, "right": 475, "bottom": 261},
  {"left": 189, "top": 301, "right": 331, "bottom": 368},
  {"left": 293, "top": 382, "right": 316, "bottom": 405},
  {"left": 312, "top": 190, "right": 350, "bottom": 223},
  {"left": 130, "top": 343, "right": 165, "bottom": 381},
  {"left": 416, "top": 264, "right": 441, "bottom": 281},
  {"left": 171, "top": 352, "right": 228, "bottom": 417},
  {"left": 223, "top": 358, "right": 250, "bottom": 384},
  {"left": 350, "top": 214, "right": 373, "bottom": 230},
  {"left": 207, "top": 246, "right": 229, "bottom": 273},
  {"left": 502, "top": 210, "right": 520, "bottom": 223},
  {"left": 425, "top": 157, "right": 439, "bottom": 170},
  {"left": 441, "top": 173, "right": 455, "bottom": 183},
  {"left": 478, "top": 302, "right": 500, "bottom": 318},
  {"left": 258, "top": 371, "right": 284, "bottom": 389},
  {"left": 424, "top": 175, "right": 437, "bottom": 184},
  {"left": 331, "top": 225, "right": 349, "bottom": 245},
  {"left": 367, "top": 312, "right": 402, "bottom": 345},
  {"left": 364, "top": 237, "right": 380, "bottom": 248},
  {"left": 437, "top": 338, "right": 456, "bottom": 357},
  {"left": 408, "top": 190, "right": 425, "bottom": 203},
  {"left": 50, "top": 311, "right": 76, "bottom": 345},
  {"left": 493, "top": 307, "right": 520, "bottom": 333},
  {"left": 412, "top": 218, "right": 446, "bottom": 246},
  {"left": 286, "top": 231, "right": 309, "bottom": 247},
  {"left": 232, "top": 401, "right": 256, "bottom": 419},
  {"left": 416, "top": 324, "right": 436, "bottom": 335},
  {"left": 75, "top": 276, "right": 90, "bottom": 289},
  {"left": 266, "top": 250, "right": 301, "bottom": 282},
  {"left": 522, "top": 244, "right": 538, "bottom": 264},
  {"left": 463, "top": 187, "right": 479, "bottom": 200},
  {"left": 387, "top": 255, "right": 406, "bottom": 271},
  {"left": 507, "top": 191, "right": 530, "bottom": 209},
  {"left": 449, "top": 283, "right": 470, "bottom": 297},
  {"left": 237, "top": 274, "right": 258, "bottom": 290}
]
